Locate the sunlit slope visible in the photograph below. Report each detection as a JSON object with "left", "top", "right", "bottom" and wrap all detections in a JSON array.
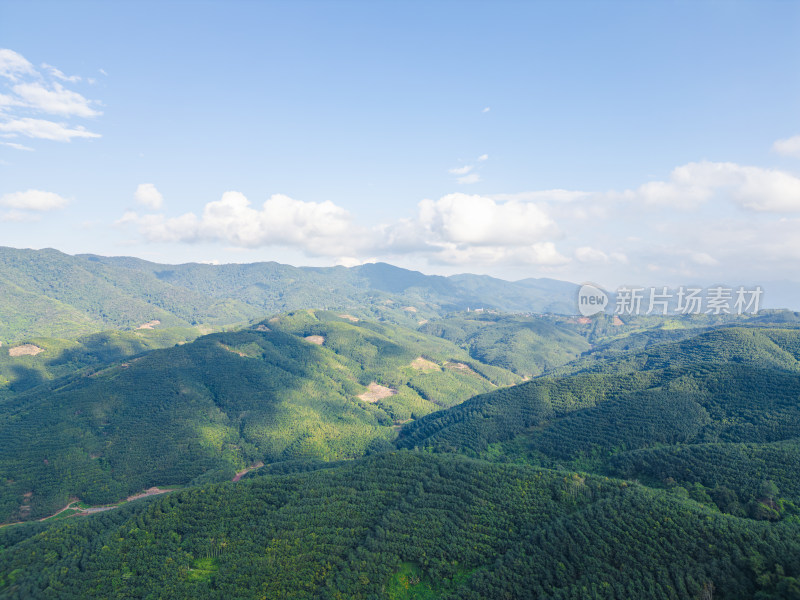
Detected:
[
  {"left": 397, "top": 327, "right": 800, "bottom": 455},
  {"left": 1, "top": 452, "right": 798, "bottom": 599},
  {"left": 0, "top": 247, "right": 585, "bottom": 342},
  {"left": 0, "top": 326, "right": 207, "bottom": 400},
  {"left": 0, "top": 247, "right": 261, "bottom": 341},
  {"left": 0, "top": 314, "right": 518, "bottom": 522},
  {"left": 419, "top": 312, "right": 591, "bottom": 377}
]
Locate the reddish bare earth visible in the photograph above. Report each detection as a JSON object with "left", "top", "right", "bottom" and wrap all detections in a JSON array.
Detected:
[
  {"left": 304, "top": 335, "right": 325, "bottom": 345},
  {"left": 136, "top": 320, "right": 161, "bottom": 330}
]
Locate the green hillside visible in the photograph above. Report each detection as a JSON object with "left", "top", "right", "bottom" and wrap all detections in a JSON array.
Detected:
[
  {"left": 397, "top": 327, "right": 800, "bottom": 522},
  {"left": 419, "top": 312, "right": 591, "bottom": 377},
  {"left": 0, "top": 327, "right": 209, "bottom": 400},
  {"left": 0, "top": 312, "right": 519, "bottom": 523},
  {"left": 0, "top": 247, "right": 585, "bottom": 343},
  {"left": 1, "top": 452, "right": 798, "bottom": 599}
]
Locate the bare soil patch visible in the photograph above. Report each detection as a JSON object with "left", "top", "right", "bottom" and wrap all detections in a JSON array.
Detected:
[
  {"left": 219, "top": 343, "right": 247, "bottom": 357},
  {"left": 338, "top": 314, "right": 359, "bottom": 322},
  {"left": 358, "top": 382, "right": 398, "bottom": 403},
  {"left": 255, "top": 324, "right": 271, "bottom": 332},
  {"left": 8, "top": 344, "right": 43, "bottom": 357},
  {"left": 445, "top": 361, "right": 475, "bottom": 374},
  {"left": 126, "top": 487, "right": 172, "bottom": 502},
  {"left": 232, "top": 461, "right": 265, "bottom": 482},
  {"left": 402, "top": 306, "right": 418, "bottom": 312},
  {"left": 136, "top": 320, "right": 161, "bottom": 330},
  {"left": 411, "top": 357, "right": 439, "bottom": 371},
  {"left": 304, "top": 335, "right": 325, "bottom": 345}
]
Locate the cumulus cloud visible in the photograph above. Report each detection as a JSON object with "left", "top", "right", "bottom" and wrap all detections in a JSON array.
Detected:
[
  {"left": 482, "top": 107, "right": 490, "bottom": 113},
  {"left": 621, "top": 161, "right": 800, "bottom": 212},
  {"left": 119, "top": 192, "right": 360, "bottom": 256},
  {"left": 0, "top": 189, "right": 69, "bottom": 211},
  {"left": 477, "top": 154, "right": 489, "bottom": 161},
  {"left": 134, "top": 183, "right": 164, "bottom": 210},
  {"left": 773, "top": 135, "right": 800, "bottom": 158},
  {"left": 0, "top": 49, "right": 101, "bottom": 144},
  {"left": 416, "top": 193, "right": 555, "bottom": 246}
]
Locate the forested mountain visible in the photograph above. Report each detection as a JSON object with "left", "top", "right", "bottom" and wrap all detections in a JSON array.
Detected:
[
  {"left": 397, "top": 326, "right": 800, "bottom": 523},
  {"left": 0, "top": 311, "right": 522, "bottom": 523},
  {"left": 2, "top": 287, "right": 800, "bottom": 598},
  {"left": 1, "top": 452, "right": 798, "bottom": 599},
  {"left": 0, "top": 247, "right": 579, "bottom": 342}
]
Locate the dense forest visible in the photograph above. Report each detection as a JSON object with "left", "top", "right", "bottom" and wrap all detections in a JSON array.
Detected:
[
  {"left": 2, "top": 452, "right": 799, "bottom": 599},
  {"left": 0, "top": 311, "right": 527, "bottom": 523},
  {"left": 0, "top": 247, "right": 582, "bottom": 341},
  {"left": 2, "top": 270, "right": 800, "bottom": 598}
]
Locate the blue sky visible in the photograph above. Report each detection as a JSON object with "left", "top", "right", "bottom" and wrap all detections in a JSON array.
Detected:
[{"left": 1, "top": 0, "right": 799, "bottom": 290}]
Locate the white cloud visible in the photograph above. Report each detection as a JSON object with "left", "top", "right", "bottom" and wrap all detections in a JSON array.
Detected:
[
  {"left": 0, "top": 49, "right": 36, "bottom": 82},
  {"left": 0, "top": 117, "right": 101, "bottom": 141},
  {"left": 134, "top": 183, "right": 164, "bottom": 210},
  {"left": 41, "top": 63, "right": 81, "bottom": 83},
  {"left": 417, "top": 193, "right": 555, "bottom": 246},
  {"left": 457, "top": 173, "right": 481, "bottom": 185},
  {"left": 119, "top": 192, "right": 359, "bottom": 256},
  {"left": 448, "top": 165, "right": 473, "bottom": 175},
  {"left": 773, "top": 135, "right": 800, "bottom": 158},
  {"left": 482, "top": 107, "right": 490, "bottom": 113},
  {"left": 492, "top": 190, "right": 590, "bottom": 203},
  {"left": 0, "top": 189, "right": 68, "bottom": 211},
  {"left": 428, "top": 241, "right": 568, "bottom": 267},
  {"left": 620, "top": 161, "right": 800, "bottom": 212},
  {"left": 0, "top": 50, "right": 102, "bottom": 145},
  {"left": 0, "top": 209, "right": 39, "bottom": 222},
  {"left": 575, "top": 246, "right": 609, "bottom": 263},
  {"left": 0, "top": 141, "right": 33, "bottom": 151},
  {"left": 12, "top": 82, "right": 101, "bottom": 117},
  {"left": 477, "top": 154, "right": 489, "bottom": 161}
]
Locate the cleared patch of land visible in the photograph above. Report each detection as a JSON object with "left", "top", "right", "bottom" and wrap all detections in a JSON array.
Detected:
[
  {"left": 444, "top": 361, "right": 475, "bottom": 374},
  {"left": 254, "top": 324, "right": 270, "bottom": 332},
  {"left": 136, "top": 320, "right": 161, "bottom": 330},
  {"left": 304, "top": 335, "right": 325, "bottom": 345},
  {"left": 411, "top": 357, "right": 440, "bottom": 371},
  {"left": 358, "top": 382, "right": 397, "bottom": 403},
  {"left": 232, "top": 461, "right": 264, "bottom": 482},
  {"left": 338, "top": 314, "right": 359, "bottom": 322},
  {"left": 403, "top": 306, "right": 418, "bottom": 312},
  {"left": 8, "top": 344, "right": 43, "bottom": 357},
  {"left": 126, "top": 487, "right": 173, "bottom": 502}
]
